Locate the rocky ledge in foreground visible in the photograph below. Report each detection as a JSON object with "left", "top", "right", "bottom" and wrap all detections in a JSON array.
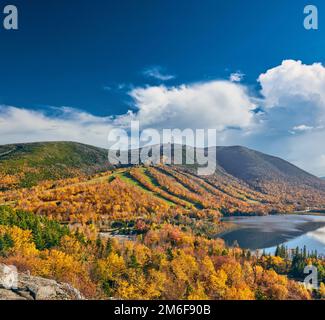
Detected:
[{"left": 0, "top": 264, "right": 84, "bottom": 300}]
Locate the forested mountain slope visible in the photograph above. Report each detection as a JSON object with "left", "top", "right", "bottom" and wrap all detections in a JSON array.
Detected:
[{"left": 0, "top": 142, "right": 113, "bottom": 190}]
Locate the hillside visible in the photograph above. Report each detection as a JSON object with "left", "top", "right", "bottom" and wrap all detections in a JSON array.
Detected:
[
  {"left": 0, "top": 142, "right": 113, "bottom": 190},
  {"left": 187, "top": 145, "right": 325, "bottom": 209},
  {"left": 139, "top": 144, "right": 325, "bottom": 187},
  {"left": 214, "top": 146, "right": 325, "bottom": 191},
  {"left": 1, "top": 141, "right": 325, "bottom": 211},
  {"left": 138, "top": 144, "right": 325, "bottom": 210},
  {"left": 0, "top": 143, "right": 324, "bottom": 300},
  {"left": 0, "top": 204, "right": 316, "bottom": 300}
]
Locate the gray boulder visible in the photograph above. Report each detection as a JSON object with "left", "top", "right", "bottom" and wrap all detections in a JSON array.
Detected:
[{"left": 0, "top": 263, "right": 84, "bottom": 300}]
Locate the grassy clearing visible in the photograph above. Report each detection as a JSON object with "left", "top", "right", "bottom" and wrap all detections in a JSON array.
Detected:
[
  {"left": 113, "top": 170, "right": 175, "bottom": 206},
  {"left": 139, "top": 168, "right": 196, "bottom": 208}
]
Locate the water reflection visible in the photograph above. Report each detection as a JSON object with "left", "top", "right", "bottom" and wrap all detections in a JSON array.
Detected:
[
  {"left": 220, "top": 215, "right": 325, "bottom": 255},
  {"left": 264, "top": 226, "right": 325, "bottom": 256}
]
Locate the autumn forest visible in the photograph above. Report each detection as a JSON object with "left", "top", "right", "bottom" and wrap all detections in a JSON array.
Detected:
[{"left": 0, "top": 142, "right": 325, "bottom": 300}]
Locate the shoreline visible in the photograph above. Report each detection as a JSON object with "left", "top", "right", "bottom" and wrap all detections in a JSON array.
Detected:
[{"left": 216, "top": 214, "right": 325, "bottom": 251}]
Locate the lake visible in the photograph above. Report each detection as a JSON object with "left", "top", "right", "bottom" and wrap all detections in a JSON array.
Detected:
[{"left": 219, "top": 214, "right": 325, "bottom": 256}]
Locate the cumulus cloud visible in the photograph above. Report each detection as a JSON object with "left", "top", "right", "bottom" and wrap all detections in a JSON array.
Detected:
[
  {"left": 0, "top": 106, "right": 115, "bottom": 147},
  {"left": 143, "top": 66, "right": 175, "bottom": 81},
  {"left": 259, "top": 60, "right": 325, "bottom": 110},
  {"left": 0, "top": 79, "right": 259, "bottom": 150},
  {"left": 257, "top": 59, "right": 325, "bottom": 176},
  {"left": 125, "top": 81, "right": 257, "bottom": 134}
]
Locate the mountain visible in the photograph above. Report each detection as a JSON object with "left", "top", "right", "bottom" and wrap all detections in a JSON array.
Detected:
[
  {"left": 134, "top": 144, "right": 325, "bottom": 211},
  {"left": 1, "top": 141, "right": 325, "bottom": 212},
  {"left": 137, "top": 143, "right": 325, "bottom": 190},
  {"left": 0, "top": 141, "right": 113, "bottom": 189},
  {"left": 214, "top": 146, "right": 325, "bottom": 190},
  {"left": 177, "top": 145, "right": 325, "bottom": 210}
]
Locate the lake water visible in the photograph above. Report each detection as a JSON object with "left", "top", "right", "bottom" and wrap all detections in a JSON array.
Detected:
[{"left": 219, "top": 215, "right": 325, "bottom": 256}]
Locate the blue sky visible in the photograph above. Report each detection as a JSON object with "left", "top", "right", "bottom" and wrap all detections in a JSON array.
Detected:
[
  {"left": 1, "top": 0, "right": 324, "bottom": 113},
  {"left": 2, "top": 0, "right": 325, "bottom": 175}
]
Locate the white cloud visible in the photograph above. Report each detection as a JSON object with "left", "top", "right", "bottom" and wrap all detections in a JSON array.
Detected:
[
  {"left": 258, "top": 60, "right": 325, "bottom": 110},
  {"left": 143, "top": 66, "right": 175, "bottom": 81},
  {"left": 124, "top": 81, "right": 257, "bottom": 135},
  {"left": 229, "top": 71, "right": 245, "bottom": 82},
  {"left": 0, "top": 106, "right": 115, "bottom": 148},
  {"left": 0, "top": 80, "right": 258, "bottom": 150},
  {"left": 292, "top": 124, "right": 314, "bottom": 132},
  {"left": 257, "top": 59, "right": 325, "bottom": 176}
]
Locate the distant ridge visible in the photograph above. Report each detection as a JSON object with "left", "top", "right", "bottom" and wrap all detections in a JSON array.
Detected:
[
  {"left": 137, "top": 143, "right": 325, "bottom": 191},
  {"left": 1, "top": 141, "right": 325, "bottom": 211},
  {"left": 214, "top": 145, "right": 325, "bottom": 191}
]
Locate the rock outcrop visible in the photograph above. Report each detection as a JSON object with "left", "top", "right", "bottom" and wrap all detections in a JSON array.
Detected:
[{"left": 0, "top": 264, "right": 84, "bottom": 300}]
